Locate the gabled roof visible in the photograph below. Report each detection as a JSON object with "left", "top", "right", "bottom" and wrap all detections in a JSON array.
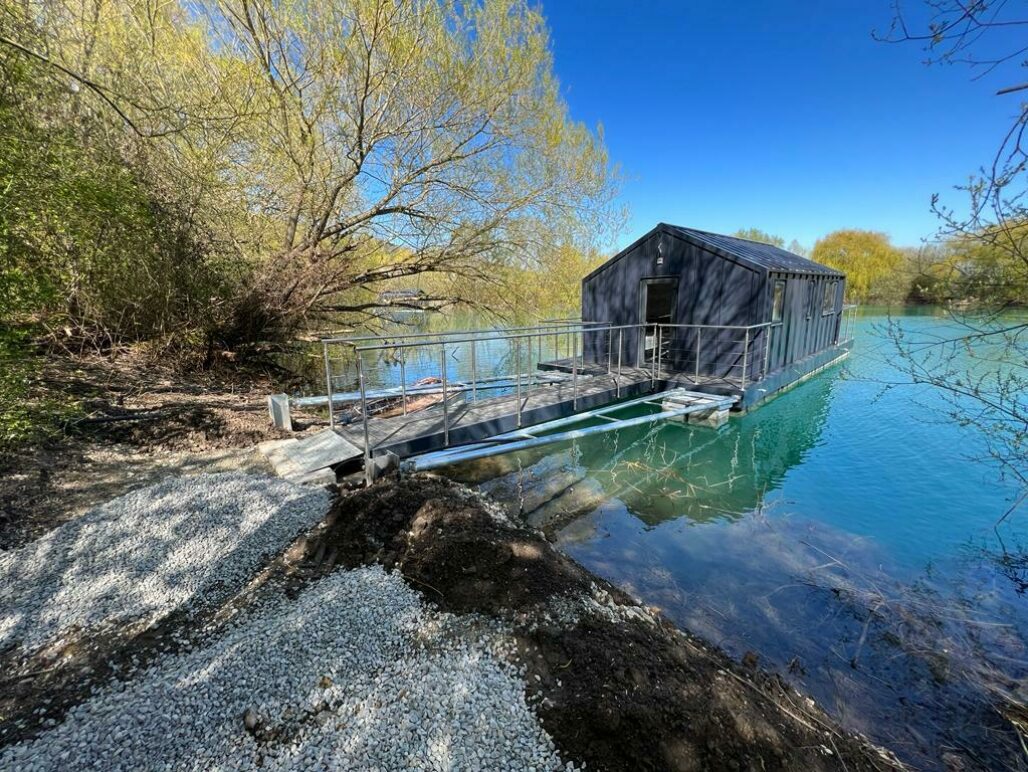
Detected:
[
  {"left": 584, "top": 223, "right": 844, "bottom": 281},
  {"left": 666, "top": 225, "right": 842, "bottom": 276}
]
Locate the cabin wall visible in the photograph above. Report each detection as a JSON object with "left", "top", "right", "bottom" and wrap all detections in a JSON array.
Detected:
[
  {"left": 765, "top": 272, "right": 846, "bottom": 373},
  {"left": 581, "top": 228, "right": 845, "bottom": 382},
  {"left": 582, "top": 230, "right": 765, "bottom": 376}
]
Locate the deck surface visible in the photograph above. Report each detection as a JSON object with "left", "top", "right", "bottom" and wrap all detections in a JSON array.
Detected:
[
  {"left": 336, "top": 368, "right": 663, "bottom": 459},
  {"left": 540, "top": 357, "right": 745, "bottom": 389}
]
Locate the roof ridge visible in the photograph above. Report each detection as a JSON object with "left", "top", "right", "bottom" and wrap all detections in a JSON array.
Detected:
[{"left": 672, "top": 224, "right": 791, "bottom": 251}]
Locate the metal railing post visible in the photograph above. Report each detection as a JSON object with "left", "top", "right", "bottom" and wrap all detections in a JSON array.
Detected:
[
  {"left": 654, "top": 326, "right": 663, "bottom": 381},
  {"left": 616, "top": 328, "right": 623, "bottom": 397},
  {"left": 470, "top": 338, "right": 477, "bottom": 401},
  {"left": 515, "top": 338, "right": 522, "bottom": 427},
  {"left": 695, "top": 328, "right": 702, "bottom": 380},
  {"left": 357, "top": 352, "right": 371, "bottom": 484},
  {"left": 440, "top": 344, "right": 449, "bottom": 446},
  {"left": 399, "top": 347, "right": 408, "bottom": 415},
  {"left": 765, "top": 326, "right": 773, "bottom": 377},
  {"left": 323, "top": 341, "right": 335, "bottom": 430},
  {"left": 607, "top": 328, "right": 612, "bottom": 374},
  {"left": 572, "top": 331, "right": 578, "bottom": 410},
  {"left": 741, "top": 329, "right": 749, "bottom": 389},
  {"left": 529, "top": 333, "right": 535, "bottom": 393}
]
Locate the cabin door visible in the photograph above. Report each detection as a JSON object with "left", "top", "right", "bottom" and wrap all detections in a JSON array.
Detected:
[{"left": 639, "top": 278, "right": 676, "bottom": 366}]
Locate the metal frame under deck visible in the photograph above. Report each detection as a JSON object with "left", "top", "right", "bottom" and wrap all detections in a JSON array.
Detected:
[{"left": 401, "top": 389, "right": 737, "bottom": 473}]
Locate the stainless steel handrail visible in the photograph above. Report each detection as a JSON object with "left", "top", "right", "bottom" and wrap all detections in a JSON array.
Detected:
[
  {"left": 327, "top": 317, "right": 794, "bottom": 482},
  {"left": 320, "top": 319, "right": 606, "bottom": 345}
]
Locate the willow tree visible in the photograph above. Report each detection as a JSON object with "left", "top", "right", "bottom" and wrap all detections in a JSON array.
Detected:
[
  {"left": 1, "top": 0, "right": 621, "bottom": 349},
  {"left": 732, "top": 228, "right": 784, "bottom": 247},
  {"left": 811, "top": 230, "right": 904, "bottom": 303},
  {"left": 215, "top": 0, "right": 619, "bottom": 342}
]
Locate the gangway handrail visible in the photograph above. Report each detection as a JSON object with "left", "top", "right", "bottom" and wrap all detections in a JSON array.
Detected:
[
  {"left": 325, "top": 319, "right": 781, "bottom": 482},
  {"left": 320, "top": 319, "right": 607, "bottom": 345}
]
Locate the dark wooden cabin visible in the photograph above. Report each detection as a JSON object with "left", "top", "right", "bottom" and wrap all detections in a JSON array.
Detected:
[{"left": 580, "top": 223, "right": 850, "bottom": 406}]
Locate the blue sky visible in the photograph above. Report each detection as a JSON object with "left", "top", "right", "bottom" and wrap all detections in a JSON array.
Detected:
[{"left": 542, "top": 1, "right": 1017, "bottom": 249}]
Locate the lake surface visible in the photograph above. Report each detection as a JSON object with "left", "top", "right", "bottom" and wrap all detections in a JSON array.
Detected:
[{"left": 438, "top": 309, "right": 1028, "bottom": 770}]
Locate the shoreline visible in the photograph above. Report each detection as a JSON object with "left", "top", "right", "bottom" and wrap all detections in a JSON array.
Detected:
[
  {"left": 304, "top": 474, "right": 901, "bottom": 771},
  {"left": 0, "top": 356, "right": 902, "bottom": 769}
]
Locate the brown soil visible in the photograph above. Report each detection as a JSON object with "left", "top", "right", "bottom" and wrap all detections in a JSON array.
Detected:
[
  {"left": 0, "top": 348, "right": 317, "bottom": 550},
  {"left": 305, "top": 476, "right": 904, "bottom": 772}
]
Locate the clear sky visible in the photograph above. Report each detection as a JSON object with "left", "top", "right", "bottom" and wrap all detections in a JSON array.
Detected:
[{"left": 541, "top": 1, "right": 1017, "bottom": 250}]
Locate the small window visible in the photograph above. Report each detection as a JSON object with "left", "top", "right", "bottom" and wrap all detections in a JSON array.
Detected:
[
  {"left": 822, "top": 280, "right": 837, "bottom": 315},
  {"left": 805, "top": 282, "right": 815, "bottom": 319},
  {"left": 771, "top": 280, "right": 785, "bottom": 323}
]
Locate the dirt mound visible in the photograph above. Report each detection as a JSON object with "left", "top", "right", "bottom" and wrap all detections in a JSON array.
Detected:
[{"left": 311, "top": 476, "right": 902, "bottom": 772}]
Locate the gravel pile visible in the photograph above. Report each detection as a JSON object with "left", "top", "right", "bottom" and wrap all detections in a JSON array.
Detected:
[
  {"left": 1, "top": 566, "right": 574, "bottom": 771},
  {"left": 0, "top": 473, "right": 330, "bottom": 652}
]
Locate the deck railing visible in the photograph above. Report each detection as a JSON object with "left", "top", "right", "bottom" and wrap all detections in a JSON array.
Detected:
[
  {"left": 317, "top": 318, "right": 803, "bottom": 480},
  {"left": 839, "top": 304, "right": 859, "bottom": 344}
]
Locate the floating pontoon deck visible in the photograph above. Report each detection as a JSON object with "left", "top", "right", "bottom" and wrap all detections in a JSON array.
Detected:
[{"left": 264, "top": 311, "right": 856, "bottom": 484}]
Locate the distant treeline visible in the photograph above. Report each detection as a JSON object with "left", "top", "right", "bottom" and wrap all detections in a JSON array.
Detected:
[{"left": 734, "top": 227, "right": 1028, "bottom": 307}]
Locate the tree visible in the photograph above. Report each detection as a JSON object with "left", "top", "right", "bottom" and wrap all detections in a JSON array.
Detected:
[
  {"left": 787, "top": 239, "right": 809, "bottom": 257},
  {"left": 733, "top": 228, "right": 784, "bottom": 247},
  {"left": 877, "top": 2, "right": 1028, "bottom": 521},
  {"left": 0, "top": 0, "right": 623, "bottom": 355},
  {"left": 811, "top": 230, "right": 904, "bottom": 303}
]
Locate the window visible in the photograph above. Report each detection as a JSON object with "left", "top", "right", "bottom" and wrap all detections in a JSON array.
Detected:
[
  {"left": 771, "top": 280, "right": 785, "bottom": 323},
  {"left": 805, "top": 282, "right": 816, "bottom": 319},
  {"left": 822, "top": 280, "right": 837, "bottom": 315}
]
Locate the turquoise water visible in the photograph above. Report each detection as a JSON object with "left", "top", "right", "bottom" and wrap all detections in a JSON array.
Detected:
[{"left": 444, "top": 309, "right": 1028, "bottom": 770}]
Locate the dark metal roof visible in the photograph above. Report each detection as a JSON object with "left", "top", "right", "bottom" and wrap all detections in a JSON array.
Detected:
[
  {"left": 582, "top": 223, "right": 844, "bottom": 282},
  {"left": 664, "top": 224, "right": 843, "bottom": 277}
]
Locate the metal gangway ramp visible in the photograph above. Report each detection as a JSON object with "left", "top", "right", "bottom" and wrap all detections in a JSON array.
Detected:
[{"left": 266, "top": 319, "right": 777, "bottom": 483}]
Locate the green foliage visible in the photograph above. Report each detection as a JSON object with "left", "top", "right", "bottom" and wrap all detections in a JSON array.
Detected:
[
  {"left": 0, "top": 328, "right": 83, "bottom": 454},
  {"left": 0, "top": 20, "right": 232, "bottom": 352},
  {"left": 812, "top": 230, "right": 905, "bottom": 303},
  {"left": 0, "top": 0, "right": 621, "bottom": 358}
]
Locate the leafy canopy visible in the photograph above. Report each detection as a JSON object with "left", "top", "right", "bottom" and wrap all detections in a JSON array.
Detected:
[{"left": 812, "top": 230, "right": 904, "bottom": 303}]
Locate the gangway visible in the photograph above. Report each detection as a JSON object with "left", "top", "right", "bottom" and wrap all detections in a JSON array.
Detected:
[{"left": 263, "top": 318, "right": 790, "bottom": 483}]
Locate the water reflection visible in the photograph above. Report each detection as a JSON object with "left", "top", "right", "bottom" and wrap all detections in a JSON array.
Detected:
[{"left": 442, "top": 328, "right": 1028, "bottom": 770}]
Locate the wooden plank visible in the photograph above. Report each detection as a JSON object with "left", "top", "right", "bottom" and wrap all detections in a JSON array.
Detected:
[{"left": 261, "top": 428, "right": 362, "bottom": 479}]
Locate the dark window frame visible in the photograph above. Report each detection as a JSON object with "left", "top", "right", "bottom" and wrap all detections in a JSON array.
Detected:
[
  {"left": 822, "top": 280, "right": 838, "bottom": 316},
  {"left": 771, "top": 279, "right": 786, "bottom": 324}
]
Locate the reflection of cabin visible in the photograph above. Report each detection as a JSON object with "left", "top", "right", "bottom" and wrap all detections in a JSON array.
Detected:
[{"left": 579, "top": 223, "right": 850, "bottom": 407}]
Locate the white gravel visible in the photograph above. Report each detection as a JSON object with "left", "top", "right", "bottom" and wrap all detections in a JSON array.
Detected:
[
  {"left": 1, "top": 565, "right": 573, "bottom": 771},
  {"left": 0, "top": 473, "right": 330, "bottom": 652}
]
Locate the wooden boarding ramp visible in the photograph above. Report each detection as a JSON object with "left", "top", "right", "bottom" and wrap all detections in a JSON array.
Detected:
[{"left": 259, "top": 429, "right": 363, "bottom": 484}]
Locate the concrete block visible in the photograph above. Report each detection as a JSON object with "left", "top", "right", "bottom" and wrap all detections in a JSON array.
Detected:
[
  {"left": 660, "top": 400, "right": 690, "bottom": 422},
  {"left": 688, "top": 408, "right": 729, "bottom": 428},
  {"left": 369, "top": 451, "right": 400, "bottom": 481},
  {"left": 268, "top": 394, "right": 293, "bottom": 431}
]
